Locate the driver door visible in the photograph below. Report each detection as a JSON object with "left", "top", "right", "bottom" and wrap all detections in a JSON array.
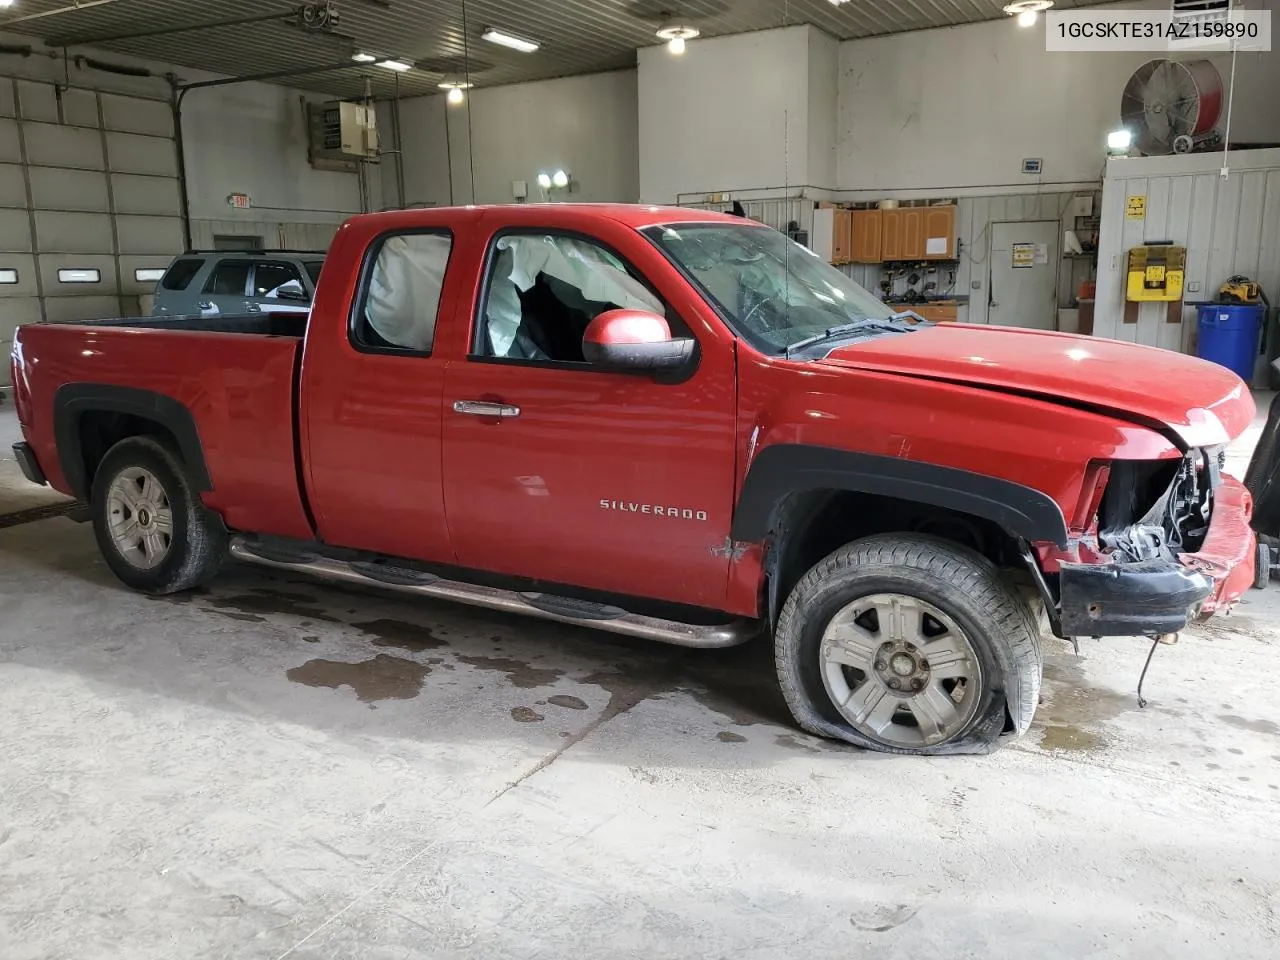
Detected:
[
  {"left": 441, "top": 226, "right": 738, "bottom": 609},
  {"left": 248, "top": 260, "right": 311, "bottom": 315}
]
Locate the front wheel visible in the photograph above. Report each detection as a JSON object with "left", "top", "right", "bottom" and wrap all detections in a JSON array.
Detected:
[
  {"left": 91, "top": 436, "right": 226, "bottom": 595},
  {"left": 774, "top": 535, "right": 1042, "bottom": 755}
]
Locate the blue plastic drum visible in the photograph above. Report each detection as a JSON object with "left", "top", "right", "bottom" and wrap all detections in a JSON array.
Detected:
[{"left": 1197, "top": 303, "right": 1264, "bottom": 381}]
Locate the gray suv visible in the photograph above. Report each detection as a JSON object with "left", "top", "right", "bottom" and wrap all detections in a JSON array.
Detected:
[{"left": 151, "top": 251, "right": 325, "bottom": 318}]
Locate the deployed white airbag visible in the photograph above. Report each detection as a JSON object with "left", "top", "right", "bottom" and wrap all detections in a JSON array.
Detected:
[{"left": 366, "top": 234, "right": 452, "bottom": 350}]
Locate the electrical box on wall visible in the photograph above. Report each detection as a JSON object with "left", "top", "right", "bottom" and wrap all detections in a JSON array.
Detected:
[
  {"left": 307, "top": 100, "right": 378, "bottom": 171},
  {"left": 1126, "top": 244, "right": 1186, "bottom": 302}
]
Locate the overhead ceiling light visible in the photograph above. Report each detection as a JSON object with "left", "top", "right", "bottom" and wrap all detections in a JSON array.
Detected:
[
  {"left": 351, "top": 52, "right": 378, "bottom": 63},
  {"left": 439, "top": 77, "right": 473, "bottom": 105},
  {"left": 536, "top": 172, "right": 552, "bottom": 190},
  {"left": 551, "top": 170, "right": 569, "bottom": 188},
  {"left": 656, "top": 22, "right": 699, "bottom": 55},
  {"left": 1002, "top": 0, "right": 1053, "bottom": 26},
  {"left": 378, "top": 59, "right": 413, "bottom": 71},
  {"left": 0, "top": 1, "right": 15, "bottom": 9},
  {"left": 482, "top": 27, "right": 539, "bottom": 53}
]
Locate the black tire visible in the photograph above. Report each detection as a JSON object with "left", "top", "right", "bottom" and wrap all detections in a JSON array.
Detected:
[
  {"left": 774, "top": 534, "right": 1043, "bottom": 756},
  {"left": 91, "top": 436, "right": 226, "bottom": 595},
  {"left": 1254, "top": 541, "right": 1271, "bottom": 590}
]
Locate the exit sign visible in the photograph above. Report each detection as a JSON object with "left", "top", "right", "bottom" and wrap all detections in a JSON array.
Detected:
[
  {"left": 227, "top": 193, "right": 252, "bottom": 209},
  {"left": 1021, "top": 158, "right": 1043, "bottom": 175}
]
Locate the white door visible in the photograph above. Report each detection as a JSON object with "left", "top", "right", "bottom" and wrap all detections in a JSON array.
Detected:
[{"left": 989, "top": 221, "right": 1059, "bottom": 329}]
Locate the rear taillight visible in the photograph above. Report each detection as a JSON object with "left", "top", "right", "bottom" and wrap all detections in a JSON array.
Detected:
[{"left": 1071, "top": 461, "right": 1111, "bottom": 533}]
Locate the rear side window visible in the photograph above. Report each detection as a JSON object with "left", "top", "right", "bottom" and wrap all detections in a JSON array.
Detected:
[
  {"left": 253, "top": 261, "right": 306, "bottom": 301},
  {"left": 161, "top": 258, "right": 204, "bottom": 291},
  {"left": 205, "top": 260, "right": 252, "bottom": 296},
  {"left": 352, "top": 232, "right": 453, "bottom": 354}
]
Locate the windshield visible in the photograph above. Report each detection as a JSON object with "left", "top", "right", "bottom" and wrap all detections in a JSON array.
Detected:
[{"left": 643, "top": 223, "right": 894, "bottom": 353}]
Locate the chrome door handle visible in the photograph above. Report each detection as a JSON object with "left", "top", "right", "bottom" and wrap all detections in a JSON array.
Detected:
[{"left": 453, "top": 400, "right": 521, "bottom": 418}]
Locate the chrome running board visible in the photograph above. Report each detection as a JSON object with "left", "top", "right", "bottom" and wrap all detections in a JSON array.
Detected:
[{"left": 228, "top": 536, "right": 757, "bottom": 649}]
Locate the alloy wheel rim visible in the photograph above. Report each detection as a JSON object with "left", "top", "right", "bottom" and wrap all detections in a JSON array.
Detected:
[
  {"left": 106, "top": 467, "right": 174, "bottom": 571},
  {"left": 819, "top": 593, "right": 983, "bottom": 748}
]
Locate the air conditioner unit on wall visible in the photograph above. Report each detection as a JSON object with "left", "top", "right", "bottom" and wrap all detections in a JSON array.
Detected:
[
  {"left": 1168, "top": 0, "right": 1263, "bottom": 50},
  {"left": 307, "top": 100, "right": 378, "bottom": 171}
]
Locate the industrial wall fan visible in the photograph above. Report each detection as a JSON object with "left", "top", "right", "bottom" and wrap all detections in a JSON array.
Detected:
[{"left": 1120, "top": 58, "right": 1224, "bottom": 155}]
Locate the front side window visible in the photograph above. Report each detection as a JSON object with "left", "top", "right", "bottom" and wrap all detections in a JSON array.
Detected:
[
  {"left": 644, "top": 223, "right": 894, "bottom": 354},
  {"left": 205, "top": 260, "right": 252, "bottom": 296},
  {"left": 352, "top": 232, "right": 453, "bottom": 354},
  {"left": 254, "top": 261, "right": 307, "bottom": 301},
  {"left": 477, "top": 232, "right": 667, "bottom": 363},
  {"left": 303, "top": 261, "right": 324, "bottom": 287}
]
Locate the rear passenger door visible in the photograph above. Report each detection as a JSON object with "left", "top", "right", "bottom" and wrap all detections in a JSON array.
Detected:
[
  {"left": 249, "top": 260, "right": 311, "bottom": 315},
  {"left": 200, "top": 259, "right": 253, "bottom": 316},
  {"left": 301, "top": 229, "right": 460, "bottom": 564}
]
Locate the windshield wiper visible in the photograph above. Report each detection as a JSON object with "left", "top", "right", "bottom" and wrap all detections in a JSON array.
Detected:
[{"left": 784, "top": 316, "right": 924, "bottom": 358}]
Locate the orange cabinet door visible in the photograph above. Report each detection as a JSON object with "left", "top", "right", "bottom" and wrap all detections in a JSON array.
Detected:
[
  {"left": 850, "top": 209, "right": 883, "bottom": 263},
  {"left": 831, "top": 209, "right": 852, "bottom": 264},
  {"left": 923, "top": 206, "right": 956, "bottom": 259},
  {"left": 901, "top": 208, "right": 925, "bottom": 260},
  {"left": 881, "top": 210, "right": 903, "bottom": 261}
]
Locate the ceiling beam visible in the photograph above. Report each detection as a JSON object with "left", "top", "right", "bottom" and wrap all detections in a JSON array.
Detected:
[{"left": 50, "top": 12, "right": 295, "bottom": 47}]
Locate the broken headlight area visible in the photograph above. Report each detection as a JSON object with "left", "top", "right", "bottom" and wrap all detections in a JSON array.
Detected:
[{"left": 1097, "top": 450, "right": 1220, "bottom": 563}]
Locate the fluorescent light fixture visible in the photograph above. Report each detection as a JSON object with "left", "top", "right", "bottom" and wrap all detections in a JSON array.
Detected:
[
  {"left": 351, "top": 52, "right": 378, "bottom": 63},
  {"left": 0, "top": 268, "right": 17, "bottom": 284},
  {"left": 536, "top": 172, "right": 552, "bottom": 189},
  {"left": 1107, "top": 129, "right": 1133, "bottom": 150},
  {"left": 482, "top": 28, "right": 539, "bottom": 54},
  {"left": 134, "top": 268, "right": 166, "bottom": 282},
  {"left": 0, "top": 1, "right": 15, "bottom": 9},
  {"left": 551, "top": 170, "right": 569, "bottom": 188},
  {"left": 1002, "top": 1, "right": 1054, "bottom": 22},
  {"left": 58, "top": 268, "right": 101, "bottom": 283},
  {"left": 378, "top": 59, "right": 413, "bottom": 72},
  {"left": 656, "top": 22, "right": 698, "bottom": 55}
]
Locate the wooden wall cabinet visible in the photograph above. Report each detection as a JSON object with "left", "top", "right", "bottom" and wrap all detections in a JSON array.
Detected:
[
  {"left": 832, "top": 209, "right": 852, "bottom": 264},
  {"left": 881, "top": 205, "right": 957, "bottom": 261},
  {"left": 850, "top": 209, "right": 882, "bottom": 263},
  {"left": 922, "top": 205, "right": 957, "bottom": 260}
]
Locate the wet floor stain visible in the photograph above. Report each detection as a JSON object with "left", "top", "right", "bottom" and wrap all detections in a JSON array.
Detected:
[
  {"left": 510, "top": 706, "right": 544, "bottom": 723},
  {"left": 458, "top": 655, "right": 564, "bottom": 689},
  {"left": 716, "top": 731, "right": 747, "bottom": 743},
  {"left": 1034, "top": 657, "right": 1135, "bottom": 752},
  {"left": 547, "top": 694, "right": 588, "bottom": 710},
  {"left": 302, "top": 635, "right": 319, "bottom": 643},
  {"left": 208, "top": 589, "right": 340, "bottom": 623},
  {"left": 353, "top": 619, "right": 446, "bottom": 654},
  {"left": 1039, "top": 725, "right": 1105, "bottom": 752},
  {"left": 287, "top": 654, "right": 428, "bottom": 703},
  {"left": 215, "top": 611, "right": 267, "bottom": 623},
  {"left": 1218, "top": 715, "right": 1280, "bottom": 736}
]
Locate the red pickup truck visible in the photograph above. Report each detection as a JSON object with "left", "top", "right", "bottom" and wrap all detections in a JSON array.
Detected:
[{"left": 9, "top": 204, "right": 1258, "bottom": 755}]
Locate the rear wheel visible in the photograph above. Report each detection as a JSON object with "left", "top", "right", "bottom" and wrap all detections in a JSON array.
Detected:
[
  {"left": 92, "top": 436, "right": 226, "bottom": 594},
  {"left": 775, "top": 534, "right": 1042, "bottom": 755}
]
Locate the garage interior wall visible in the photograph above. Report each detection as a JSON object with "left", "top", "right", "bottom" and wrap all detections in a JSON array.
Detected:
[
  {"left": 1094, "top": 148, "right": 1280, "bottom": 357},
  {"left": 0, "top": 36, "right": 363, "bottom": 385},
  {"left": 378, "top": 70, "right": 639, "bottom": 209}
]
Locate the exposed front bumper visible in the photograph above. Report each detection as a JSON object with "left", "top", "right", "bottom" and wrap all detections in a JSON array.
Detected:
[
  {"left": 1057, "top": 475, "right": 1255, "bottom": 636},
  {"left": 12, "top": 442, "right": 47, "bottom": 486}
]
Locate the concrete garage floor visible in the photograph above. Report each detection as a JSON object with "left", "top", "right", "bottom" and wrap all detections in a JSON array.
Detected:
[{"left": 1, "top": 407, "right": 1279, "bottom": 959}]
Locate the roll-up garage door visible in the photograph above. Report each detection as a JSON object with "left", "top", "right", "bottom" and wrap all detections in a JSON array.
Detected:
[{"left": 1, "top": 78, "right": 183, "bottom": 385}]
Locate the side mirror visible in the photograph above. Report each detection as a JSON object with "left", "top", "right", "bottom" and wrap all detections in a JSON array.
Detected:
[
  {"left": 276, "top": 283, "right": 309, "bottom": 302},
  {"left": 582, "top": 309, "right": 695, "bottom": 372}
]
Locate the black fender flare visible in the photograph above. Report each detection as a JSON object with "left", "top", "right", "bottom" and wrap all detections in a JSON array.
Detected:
[
  {"left": 53, "top": 384, "right": 212, "bottom": 500},
  {"left": 732, "top": 444, "right": 1069, "bottom": 547}
]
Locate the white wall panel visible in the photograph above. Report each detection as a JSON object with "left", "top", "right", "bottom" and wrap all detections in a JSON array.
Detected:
[
  {"left": 111, "top": 173, "right": 181, "bottom": 216},
  {"left": 105, "top": 131, "right": 176, "bottom": 177},
  {"left": 0, "top": 253, "right": 37, "bottom": 296},
  {"left": 0, "top": 119, "right": 20, "bottom": 163},
  {"left": 34, "top": 211, "right": 113, "bottom": 254},
  {"left": 114, "top": 215, "right": 183, "bottom": 256},
  {"left": 61, "top": 88, "right": 101, "bottom": 128},
  {"left": 16, "top": 81, "right": 59, "bottom": 123},
  {"left": 0, "top": 209, "right": 33, "bottom": 252},
  {"left": 39, "top": 254, "right": 117, "bottom": 296},
  {"left": 42, "top": 296, "right": 122, "bottom": 323},
  {"left": 27, "top": 167, "right": 109, "bottom": 212},
  {"left": 0, "top": 163, "right": 26, "bottom": 208},
  {"left": 101, "top": 94, "right": 171, "bottom": 138},
  {"left": 22, "top": 123, "right": 104, "bottom": 170},
  {"left": 1095, "top": 149, "right": 1280, "bottom": 360},
  {"left": 0, "top": 82, "right": 13, "bottom": 118}
]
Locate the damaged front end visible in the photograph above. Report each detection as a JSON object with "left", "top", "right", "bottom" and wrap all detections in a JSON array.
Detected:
[{"left": 1047, "top": 447, "right": 1255, "bottom": 638}]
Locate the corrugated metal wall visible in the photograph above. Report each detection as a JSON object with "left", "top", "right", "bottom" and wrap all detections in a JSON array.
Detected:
[
  {"left": 1095, "top": 149, "right": 1280, "bottom": 355},
  {"left": 1, "top": 76, "right": 181, "bottom": 382}
]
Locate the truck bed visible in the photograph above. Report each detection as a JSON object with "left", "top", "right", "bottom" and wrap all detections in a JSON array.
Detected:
[
  {"left": 11, "top": 320, "right": 314, "bottom": 542},
  {"left": 87, "top": 313, "right": 308, "bottom": 338}
]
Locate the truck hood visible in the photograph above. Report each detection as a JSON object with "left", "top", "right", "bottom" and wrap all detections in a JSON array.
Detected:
[{"left": 819, "top": 324, "right": 1254, "bottom": 448}]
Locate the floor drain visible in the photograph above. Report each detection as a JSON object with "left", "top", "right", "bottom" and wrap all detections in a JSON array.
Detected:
[{"left": 0, "top": 501, "right": 86, "bottom": 530}]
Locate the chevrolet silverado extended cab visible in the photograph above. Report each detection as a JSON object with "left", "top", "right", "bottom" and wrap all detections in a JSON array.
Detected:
[{"left": 9, "top": 204, "right": 1258, "bottom": 755}]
